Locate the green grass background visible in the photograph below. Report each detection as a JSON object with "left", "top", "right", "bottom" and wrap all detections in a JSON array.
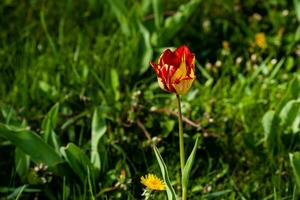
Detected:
[{"left": 0, "top": 0, "right": 300, "bottom": 199}]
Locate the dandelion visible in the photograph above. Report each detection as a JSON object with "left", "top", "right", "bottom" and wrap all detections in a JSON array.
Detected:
[
  {"left": 222, "top": 40, "right": 229, "bottom": 50},
  {"left": 141, "top": 174, "right": 165, "bottom": 191},
  {"left": 255, "top": 33, "right": 266, "bottom": 48}
]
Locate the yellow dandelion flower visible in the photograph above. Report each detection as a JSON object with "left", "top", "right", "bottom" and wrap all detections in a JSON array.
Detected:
[
  {"left": 140, "top": 174, "right": 165, "bottom": 191},
  {"left": 222, "top": 40, "right": 230, "bottom": 50},
  {"left": 255, "top": 32, "right": 266, "bottom": 48}
]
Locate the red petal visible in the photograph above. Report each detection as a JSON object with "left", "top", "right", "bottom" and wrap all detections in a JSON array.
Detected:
[
  {"left": 158, "top": 64, "right": 177, "bottom": 93},
  {"left": 159, "top": 49, "right": 180, "bottom": 68},
  {"left": 175, "top": 45, "right": 191, "bottom": 57},
  {"left": 150, "top": 61, "right": 160, "bottom": 75},
  {"left": 176, "top": 45, "right": 195, "bottom": 65},
  {"left": 175, "top": 45, "right": 195, "bottom": 75}
]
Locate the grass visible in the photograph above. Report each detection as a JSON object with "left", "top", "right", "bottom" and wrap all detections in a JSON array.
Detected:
[{"left": 0, "top": 0, "right": 300, "bottom": 199}]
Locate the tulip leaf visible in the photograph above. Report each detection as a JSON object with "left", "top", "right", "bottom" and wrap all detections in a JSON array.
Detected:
[
  {"left": 60, "top": 143, "right": 94, "bottom": 183},
  {"left": 289, "top": 152, "right": 300, "bottom": 187},
  {"left": 153, "top": 145, "right": 177, "bottom": 200},
  {"left": 0, "top": 123, "right": 63, "bottom": 167},
  {"left": 182, "top": 137, "right": 199, "bottom": 192}
]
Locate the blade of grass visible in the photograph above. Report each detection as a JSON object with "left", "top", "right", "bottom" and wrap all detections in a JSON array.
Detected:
[
  {"left": 41, "top": 103, "right": 60, "bottom": 152},
  {"left": 105, "top": 0, "right": 131, "bottom": 36},
  {"left": 289, "top": 152, "right": 300, "bottom": 187},
  {"left": 40, "top": 10, "right": 59, "bottom": 61},
  {"left": 152, "top": 0, "right": 163, "bottom": 29}
]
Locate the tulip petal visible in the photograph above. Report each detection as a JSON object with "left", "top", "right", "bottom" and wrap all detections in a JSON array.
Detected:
[
  {"left": 171, "top": 59, "right": 187, "bottom": 83},
  {"left": 150, "top": 62, "right": 160, "bottom": 75},
  {"left": 159, "top": 49, "right": 180, "bottom": 67},
  {"left": 150, "top": 45, "right": 196, "bottom": 95},
  {"left": 189, "top": 68, "right": 195, "bottom": 79},
  {"left": 157, "top": 77, "right": 167, "bottom": 91},
  {"left": 173, "top": 78, "right": 194, "bottom": 95},
  {"left": 159, "top": 64, "right": 177, "bottom": 92},
  {"left": 175, "top": 45, "right": 195, "bottom": 67}
]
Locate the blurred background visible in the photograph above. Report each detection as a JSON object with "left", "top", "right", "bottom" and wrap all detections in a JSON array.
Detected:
[{"left": 0, "top": 0, "right": 300, "bottom": 199}]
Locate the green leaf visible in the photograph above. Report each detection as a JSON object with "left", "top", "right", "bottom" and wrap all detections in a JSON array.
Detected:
[
  {"left": 60, "top": 143, "right": 93, "bottom": 183},
  {"left": 279, "top": 99, "right": 300, "bottom": 132},
  {"left": 91, "top": 107, "right": 107, "bottom": 174},
  {"left": 110, "top": 69, "right": 120, "bottom": 101},
  {"left": 0, "top": 105, "right": 23, "bottom": 126},
  {"left": 262, "top": 110, "right": 280, "bottom": 153},
  {"left": 152, "top": 0, "right": 163, "bottom": 29},
  {"left": 41, "top": 103, "right": 60, "bottom": 152},
  {"left": 7, "top": 184, "right": 28, "bottom": 200},
  {"left": 247, "top": 56, "right": 272, "bottom": 86},
  {"left": 153, "top": 145, "right": 176, "bottom": 200},
  {"left": 289, "top": 152, "right": 300, "bottom": 187},
  {"left": 155, "top": 0, "right": 202, "bottom": 45},
  {"left": 268, "top": 58, "right": 285, "bottom": 80},
  {"left": 105, "top": 0, "right": 131, "bottom": 36},
  {"left": 141, "top": 0, "right": 152, "bottom": 15},
  {"left": 40, "top": 10, "right": 59, "bottom": 61},
  {"left": 15, "top": 148, "right": 30, "bottom": 182},
  {"left": 294, "top": 0, "right": 300, "bottom": 22},
  {"left": 202, "top": 189, "right": 232, "bottom": 198},
  {"left": 138, "top": 22, "right": 153, "bottom": 74},
  {"left": 0, "top": 123, "right": 63, "bottom": 166},
  {"left": 182, "top": 137, "right": 199, "bottom": 192}
]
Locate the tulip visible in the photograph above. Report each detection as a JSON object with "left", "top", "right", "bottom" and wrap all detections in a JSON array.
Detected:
[{"left": 150, "top": 45, "right": 196, "bottom": 95}]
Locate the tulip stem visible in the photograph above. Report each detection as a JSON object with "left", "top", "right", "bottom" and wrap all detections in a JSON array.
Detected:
[{"left": 176, "top": 94, "right": 186, "bottom": 200}]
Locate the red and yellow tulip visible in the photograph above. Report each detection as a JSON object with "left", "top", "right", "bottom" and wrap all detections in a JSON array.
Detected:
[{"left": 150, "top": 45, "right": 196, "bottom": 95}]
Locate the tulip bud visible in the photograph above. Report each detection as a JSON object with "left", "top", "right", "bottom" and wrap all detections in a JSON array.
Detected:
[{"left": 150, "top": 45, "right": 196, "bottom": 95}]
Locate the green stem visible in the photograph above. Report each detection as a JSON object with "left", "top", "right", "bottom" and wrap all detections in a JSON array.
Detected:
[
  {"left": 176, "top": 94, "right": 186, "bottom": 200},
  {"left": 182, "top": 188, "right": 187, "bottom": 200}
]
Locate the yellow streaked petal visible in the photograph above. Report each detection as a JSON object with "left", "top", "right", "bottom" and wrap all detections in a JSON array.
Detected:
[
  {"left": 171, "top": 60, "right": 187, "bottom": 82},
  {"left": 173, "top": 78, "right": 194, "bottom": 95},
  {"left": 157, "top": 77, "right": 166, "bottom": 91},
  {"left": 190, "top": 68, "right": 195, "bottom": 78}
]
